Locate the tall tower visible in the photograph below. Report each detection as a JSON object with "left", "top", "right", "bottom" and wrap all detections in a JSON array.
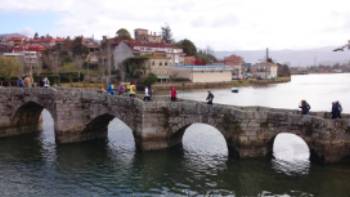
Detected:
[
  {"left": 266, "top": 48, "right": 269, "bottom": 62},
  {"left": 134, "top": 28, "right": 148, "bottom": 42}
]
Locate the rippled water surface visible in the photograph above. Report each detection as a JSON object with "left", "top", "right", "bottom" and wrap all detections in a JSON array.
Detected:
[{"left": 1, "top": 74, "right": 350, "bottom": 196}]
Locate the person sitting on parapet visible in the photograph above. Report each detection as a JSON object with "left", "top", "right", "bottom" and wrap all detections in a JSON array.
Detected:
[
  {"left": 331, "top": 101, "right": 342, "bottom": 119},
  {"left": 206, "top": 90, "right": 214, "bottom": 105},
  {"left": 299, "top": 100, "right": 311, "bottom": 115}
]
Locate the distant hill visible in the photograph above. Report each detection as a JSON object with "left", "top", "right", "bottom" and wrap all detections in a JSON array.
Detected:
[{"left": 215, "top": 47, "right": 350, "bottom": 67}]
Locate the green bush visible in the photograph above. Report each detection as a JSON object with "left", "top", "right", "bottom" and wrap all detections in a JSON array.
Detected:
[{"left": 143, "top": 73, "right": 158, "bottom": 86}]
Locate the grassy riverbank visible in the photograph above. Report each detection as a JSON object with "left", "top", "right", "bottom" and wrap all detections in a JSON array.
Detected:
[
  {"left": 59, "top": 77, "right": 291, "bottom": 93},
  {"left": 152, "top": 77, "right": 291, "bottom": 93}
]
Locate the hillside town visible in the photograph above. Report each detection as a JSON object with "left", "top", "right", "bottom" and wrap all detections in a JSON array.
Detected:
[{"left": 0, "top": 27, "right": 289, "bottom": 88}]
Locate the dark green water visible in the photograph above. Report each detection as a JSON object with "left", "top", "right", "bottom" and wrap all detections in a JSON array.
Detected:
[{"left": 0, "top": 115, "right": 350, "bottom": 197}]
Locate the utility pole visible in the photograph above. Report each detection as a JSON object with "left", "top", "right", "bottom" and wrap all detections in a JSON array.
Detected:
[
  {"left": 106, "top": 38, "right": 112, "bottom": 86},
  {"left": 266, "top": 48, "right": 269, "bottom": 62}
]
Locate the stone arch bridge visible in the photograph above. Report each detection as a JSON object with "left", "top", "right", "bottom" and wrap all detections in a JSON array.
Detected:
[{"left": 0, "top": 87, "right": 349, "bottom": 163}]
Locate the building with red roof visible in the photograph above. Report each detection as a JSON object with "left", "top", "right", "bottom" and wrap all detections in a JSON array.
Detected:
[
  {"left": 1, "top": 34, "right": 28, "bottom": 47},
  {"left": 224, "top": 54, "right": 245, "bottom": 79},
  {"left": 134, "top": 28, "right": 162, "bottom": 43},
  {"left": 112, "top": 39, "right": 184, "bottom": 72},
  {"left": 13, "top": 44, "right": 46, "bottom": 53},
  {"left": 29, "top": 37, "right": 64, "bottom": 48}
]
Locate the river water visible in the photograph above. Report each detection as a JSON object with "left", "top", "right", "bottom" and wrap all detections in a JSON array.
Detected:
[
  {"left": 0, "top": 73, "right": 350, "bottom": 196},
  {"left": 179, "top": 73, "right": 350, "bottom": 113}
]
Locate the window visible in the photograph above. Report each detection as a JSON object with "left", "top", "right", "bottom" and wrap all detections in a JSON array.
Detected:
[
  {"left": 159, "top": 62, "right": 163, "bottom": 66},
  {"left": 152, "top": 61, "right": 155, "bottom": 66},
  {"left": 165, "top": 62, "right": 168, "bottom": 66}
]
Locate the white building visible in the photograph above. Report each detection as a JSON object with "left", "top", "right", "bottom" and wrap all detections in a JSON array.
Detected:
[
  {"left": 112, "top": 41, "right": 185, "bottom": 79},
  {"left": 253, "top": 62, "right": 278, "bottom": 79},
  {"left": 170, "top": 64, "right": 233, "bottom": 83}
]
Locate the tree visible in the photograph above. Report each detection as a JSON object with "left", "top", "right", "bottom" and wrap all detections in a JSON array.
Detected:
[
  {"left": 71, "top": 36, "right": 89, "bottom": 57},
  {"left": 116, "top": 28, "right": 131, "bottom": 40},
  {"left": 34, "top": 32, "right": 39, "bottom": 39},
  {"left": 143, "top": 73, "right": 158, "bottom": 86},
  {"left": 277, "top": 63, "right": 291, "bottom": 77},
  {"left": 196, "top": 50, "right": 217, "bottom": 65},
  {"left": 123, "top": 57, "right": 149, "bottom": 80},
  {"left": 0, "top": 57, "right": 22, "bottom": 80},
  {"left": 161, "top": 24, "right": 173, "bottom": 44},
  {"left": 176, "top": 39, "right": 197, "bottom": 56}
]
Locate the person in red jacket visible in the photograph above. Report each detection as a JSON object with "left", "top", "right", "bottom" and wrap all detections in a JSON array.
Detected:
[{"left": 170, "top": 86, "right": 177, "bottom": 101}]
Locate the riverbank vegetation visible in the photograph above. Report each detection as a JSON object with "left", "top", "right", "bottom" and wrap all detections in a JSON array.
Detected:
[{"left": 151, "top": 77, "right": 291, "bottom": 93}]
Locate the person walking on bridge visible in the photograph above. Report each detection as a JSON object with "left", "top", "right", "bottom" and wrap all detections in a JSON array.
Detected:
[
  {"left": 331, "top": 101, "right": 342, "bottom": 119},
  {"left": 43, "top": 77, "right": 50, "bottom": 88},
  {"left": 206, "top": 90, "right": 214, "bottom": 105},
  {"left": 23, "top": 75, "right": 33, "bottom": 88},
  {"left": 129, "top": 82, "right": 136, "bottom": 97},
  {"left": 117, "top": 84, "right": 125, "bottom": 95},
  {"left": 170, "top": 86, "right": 177, "bottom": 101},
  {"left": 299, "top": 100, "right": 311, "bottom": 115},
  {"left": 16, "top": 77, "right": 24, "bottom": 88},
  {"left": 107, "top": 83, "right": 115, "bottom": 95},
  {"left": 144, "top": 86, "right": 151, "bottom": 101}
]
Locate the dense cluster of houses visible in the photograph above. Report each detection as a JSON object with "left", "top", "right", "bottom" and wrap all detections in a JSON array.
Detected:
[
  {"left": 104, "top": 28, "right": 278, "bottom": 83},
  {"left": 0, "top": 34, "right": 65, "bottom": 74},
  {"left": 0, "top": 29, "right": 279, "bottom": 83}
]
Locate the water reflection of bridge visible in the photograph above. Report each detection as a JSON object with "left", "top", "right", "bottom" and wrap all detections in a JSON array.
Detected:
[{"left": 0, "top": 87, "right": 349, "bottom": 163}]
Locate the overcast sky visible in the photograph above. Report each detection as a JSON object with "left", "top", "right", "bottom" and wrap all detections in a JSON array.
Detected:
[{"left": 1, "top": 0, "right": 350, "bottom": 51}]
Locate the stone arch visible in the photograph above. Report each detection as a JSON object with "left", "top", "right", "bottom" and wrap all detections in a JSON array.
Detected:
[
  {"left": 168, "top": 122, "right": 239, "bottom": 158},
  {"left": 266, "top": 132, "right": 323, "bottom": 163},
  {"left": 81, "top": 113, "right": 136, "bottom": 144},
  {"left": 12, "top": 101, "right": 56, "bottom": 136}
]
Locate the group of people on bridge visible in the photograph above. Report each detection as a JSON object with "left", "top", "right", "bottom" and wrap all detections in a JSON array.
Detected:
[
  {"left": 16, "top": 76, "right": 50, "bottom": 88},
  {"left": 299, "top": 100, "right": 343, "bottom": 119},
  {"left": 101, "top": 84, "right": 216, "bottom": 105},
  {"left": 103, "top": 82, "right": 138, "bottom": 98}
]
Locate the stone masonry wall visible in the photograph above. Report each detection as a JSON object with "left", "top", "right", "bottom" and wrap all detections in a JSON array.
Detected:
[{"left": 0, "top": 87, "right": 349, "bottom": 163}]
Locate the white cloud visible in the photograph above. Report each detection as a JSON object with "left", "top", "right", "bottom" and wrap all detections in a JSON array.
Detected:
[{"left": 1, "top": 0, "right": 350, "bottom": 50}]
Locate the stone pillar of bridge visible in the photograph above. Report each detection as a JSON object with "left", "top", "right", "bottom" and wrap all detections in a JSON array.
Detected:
[
  {"left": 53, "top": 93, "right": 109, "bottom": 144},
  {"left": 53, "top": 90, "right": 100, "bottom": 143},
  {"left": 136, "top": 102, "right": 177, "bottom": 151}
]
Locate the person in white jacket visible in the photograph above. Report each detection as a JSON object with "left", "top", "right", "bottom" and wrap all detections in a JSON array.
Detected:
[{"left": 144, "top": 86, "right": 151, "bottom": 101}]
